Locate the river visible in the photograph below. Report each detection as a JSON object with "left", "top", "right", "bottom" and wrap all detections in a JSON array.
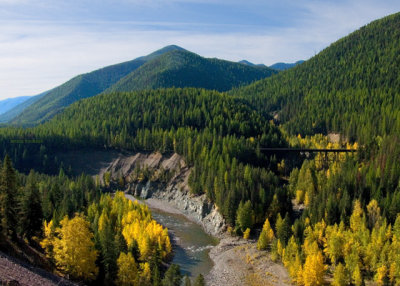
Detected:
[
  {"left": 124, "top": 195, "right": 218, "bottom": 279},
  {"left": 151, "top": 208, "right": 218, "bottom": 279}
]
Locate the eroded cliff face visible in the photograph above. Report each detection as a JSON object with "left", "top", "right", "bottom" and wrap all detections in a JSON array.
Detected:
[{"left": 98, "top": 152, "right": 226, "bottom": 237}]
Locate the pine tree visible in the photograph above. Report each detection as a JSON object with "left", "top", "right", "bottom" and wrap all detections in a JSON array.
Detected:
[
  {"left": 20, "top": 170, "right": 43, "bottom": 240},
  {"left": 184, "top": 275, "right": 192, "bottom": 286},
  {"left": 0, "top": 155, "right": 18, "bottom": 238},
  {"left": 276, "top": 213, "right": 292, "bottom": 245},
  {"left": 235, "top": 200, "right": 254, "bottom": 233},
  {"left": 194, "top": 274, "right": 205, "bottom": 286},
  {"left": 162, "top": 264, "right": 182, "bottom": 286}
]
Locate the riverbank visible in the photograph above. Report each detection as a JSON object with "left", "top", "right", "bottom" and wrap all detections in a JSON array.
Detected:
[
  {"left": 127, "top": 195, "right": 292, "bottom": 286},
  {"left": 207, "top": 237, "right": 292, "bottom": 286}
]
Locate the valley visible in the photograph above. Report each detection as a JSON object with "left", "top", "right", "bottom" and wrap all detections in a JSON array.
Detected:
[{"left": 0, "top": 9, "right": 400, "bottom": 286}]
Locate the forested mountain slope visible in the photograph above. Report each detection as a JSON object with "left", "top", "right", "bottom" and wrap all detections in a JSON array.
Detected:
[
  {"left": 234, "top": 12, "right": 400, "bottom": 142},
  {"left": 105, "top": 50, "right": 276, "bottom": 93},
  {"left": 10, "top": 46, "right": 184, "bottom": 126},
  {"left": 10, "top": 46, "right": 275, "bottom": 126},
  {"left": 0, "top": 88, "right": 288, "bottom": 226}
]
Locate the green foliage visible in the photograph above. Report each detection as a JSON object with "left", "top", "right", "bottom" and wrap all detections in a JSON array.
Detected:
[
  {"left": 161, "top": 264, "right": 182, "bottom": 286},
  {"left": 184, "top": 275, "right": 191, "bottom": 286},
  {"left": 108, "top": 49, "right": 276, "bottom": 94},
  {"left": 0, "top": 155, "right": 18, "bottom": 237},
  {"left": 236, "top": 200, "right": 254, "bottom": 232},
  {"left": 19, "top": 170, "right": 43, "bottom": 239},
  {"left": 193, "top": 274, "right": 205, "bottom": 286},
  {"left": 275, "top": 213, "right": 292, "bottom": 246},
  {"left": 11, "top": 46, "right": 275, "bottom": 126},
  {"left": 233, "top": 12, "right": 400, "bottom": 143},
  {"left": 0, "top": 88, "right": 288, "bottom": 227}
]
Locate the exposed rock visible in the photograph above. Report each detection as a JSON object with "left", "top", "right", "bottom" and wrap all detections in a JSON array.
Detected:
[{"left": 97, "top": 151, "right": 227, "bottom": 237}]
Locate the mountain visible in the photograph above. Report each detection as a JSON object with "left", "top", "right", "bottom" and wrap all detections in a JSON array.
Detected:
[
  {"left": 105, "top": 50, "right": 276, "bottom": 93},
  {"left": 269, "top": 60, "right": 304, "bottom": 71},
  {"left": 0, "top": 96, "right": 31, "bottom": 115},
  {"left": 239, "top": 60, "right": 267, "bottom": 67},
  {"left": 0, "top": 92, "right": 48, "bottom": 123},
  {"left": 10, "top": 45, "right": 185, "bottom": 126},
  {"left": 233, "top": 12, "right": 400, "bottom": 142},
  {"left": 11, "top": 46, "right": 276, "bottom": 126}
]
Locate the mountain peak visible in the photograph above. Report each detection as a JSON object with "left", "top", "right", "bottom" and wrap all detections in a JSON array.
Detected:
[{"left": 145, "top": 45, "right": 187, "bottom": 60}]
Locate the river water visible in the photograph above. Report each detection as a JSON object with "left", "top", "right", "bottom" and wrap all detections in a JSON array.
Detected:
[
  {"left": 124, "top": 194, "right": 218, "bottom": 279},
  {"left": 150, "top": 208, "right": 218, "bottom": 279}
]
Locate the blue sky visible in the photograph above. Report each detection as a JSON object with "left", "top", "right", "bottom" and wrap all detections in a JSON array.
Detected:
[{"left": 0, "top": 0, "right": 399, "bottom": 100}]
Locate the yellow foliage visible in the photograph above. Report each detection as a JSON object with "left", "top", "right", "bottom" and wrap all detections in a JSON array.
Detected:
[
  {"left": 302, "top": 250, "right": 326, "bottom": 286},
  {"left": 51, "top": 215, "right": 98, "bottom": 281},
  {"left": 119, "top": 197, "right": 171, "bottom": 261},
  {"left": 257, "top": 218, "right": 275, "bottom": 250},
  {"left": 352, "top": 265, "right": 363, "bottom": 286},
  {"left": 324, "top": 223, "right": 345, "bottom": 264},
  {"left": 117, "top": 252, "right": 139, "bottom": 286},
  {"left": 375, "top": 264, "right": 388, "bottom": 286},
  {"left": 40, "top": 220, "right": 55, "bottom": 257},
  {"left": 139, "top": 262, "right": 151, "bottom": 286},
  {"left": 296, "top": 190, "right": 305, "bottom": 204},
  {"left": 350, "top": 200, "right": 364, "bottom": 232},
  {"left": 332, "top": 263, "right": 348, "bottom": 286},
  {"left": 243, "top": 228, "right": 251, "bottom": 239}
]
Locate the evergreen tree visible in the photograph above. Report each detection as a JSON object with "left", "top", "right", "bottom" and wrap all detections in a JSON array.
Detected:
[
  {"left": 235, "top": 200, "right": 254, "bottom": 233},
  {"left": 0, "top": 155, "right": 18, "bottom": 237},
  {"left": 276, "top": 213, "right": 292, "bottom": 246},
  {"left": 184, "top": 275, "right": 192, "bottom": 286},
  {"left": 161, "top": 264, "right": 182, "bottom": 286},
  {"left": 19, "top": 170, "right": 43, "bottom": 240},
  {"left": 194, "top": 274, "right": 205, "bottom": 286}
]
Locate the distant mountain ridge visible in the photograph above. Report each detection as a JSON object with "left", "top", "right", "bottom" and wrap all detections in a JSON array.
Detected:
[
  {"left": 269, "top": 60, "right": 305, "bottom": 71},
  {"left": 10, "top": 45, "right": 276, "bottom": 126},
  {"left": 107, "top": 50, "right": 276, "bottom": 93},
  {"left": 238, "top": 60, "right": 267, "bottom": 67},
  {"left": 0, "top": 96, "right": 31, "bottom": 115},
  {"left": 0, "top": 92, "right": 48, "bottom": 123}
]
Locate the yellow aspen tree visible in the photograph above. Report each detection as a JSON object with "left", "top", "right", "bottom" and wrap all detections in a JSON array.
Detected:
[
  {"left": 139, "top": 262, "right": 152, "bottom": 286},
  {"left": 53, "top": 215, "right": 98, "bottom": 281},
  {"left": 302, "top": 250, "right": 326, "bottom": 286},
  {"left": 292, "top": 253, "right": 303, "bottom": 285},
  {"left": 117, "top": 252, "right": 139, "bottom": 286},
  {"left": 257, "top": 218, "right": 275, "bottom": 250},
  {"left": 40, "top": 220, "right": 55, "bottom": 258},
  {"left": 332, "top": 263, "right": 348, "bottom": 286},
  {"left": 243, "top": 228, "right": 251, "bottom": 239},
  {"left": 375, "top": 264, "right": 388, "bottom": 286},
  {"left": 352, "top": 265, "right": 363, "bottom": 286},
  {"left": 350, "top": 200, "right": 363, "bottom": 232}
]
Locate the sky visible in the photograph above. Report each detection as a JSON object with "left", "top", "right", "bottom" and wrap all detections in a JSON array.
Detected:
[{"left": 0, "top": 0, "right": 399, "bottom": 100}]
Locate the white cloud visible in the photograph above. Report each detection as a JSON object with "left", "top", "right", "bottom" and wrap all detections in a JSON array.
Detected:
[{"left": 0, "top": 1, "right": 399, "bottom": 100}]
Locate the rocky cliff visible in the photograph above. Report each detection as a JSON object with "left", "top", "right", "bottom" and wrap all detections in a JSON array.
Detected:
[{"left": 98, "top": 151, "right": 226, "bottom": 237}]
